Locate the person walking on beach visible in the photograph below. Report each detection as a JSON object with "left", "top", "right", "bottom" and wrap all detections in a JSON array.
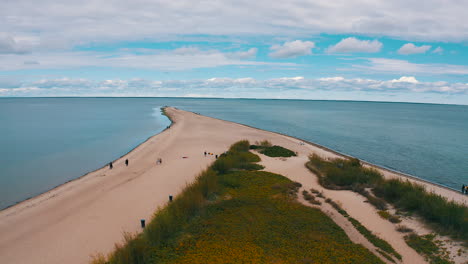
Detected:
[
  {"left": 109, "top": 162, "right": 113, "bottom": 169},
  {"left": 125, "top": 159, "right": 129, "bottom": 166},
  {"left": 215, "top": 154, "right": 218, "bottom": 159},
  {"left": 204, "top": 151, "right": 207, "bottom": 157}
]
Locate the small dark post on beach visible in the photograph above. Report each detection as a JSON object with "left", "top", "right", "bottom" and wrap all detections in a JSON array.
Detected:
[
  {"left": 140, "top": 219, "right": 145, "bottom": 228},
  {"left": 169, "top": 195, "right": 173, "bottom": 202},
  {"left": 125, "top": 159, "right": 129, "bottom": 166},
  {"left": 215, "top": 154, "right": 218, "bottom": 159},
  {"left": 204, "top": 151, "right": 207, "bottom": 156},
  {"left": 109, "top": 162, "right": 113, "bottom": 169}
]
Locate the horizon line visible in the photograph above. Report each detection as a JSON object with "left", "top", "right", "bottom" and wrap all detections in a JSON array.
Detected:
[{"left": 0, "top": 96, "right": 466, "bottom": 107}]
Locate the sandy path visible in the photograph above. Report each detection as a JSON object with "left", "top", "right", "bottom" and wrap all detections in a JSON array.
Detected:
[{"left": 0, "top": 107, "right": 465, "bottom": 264}]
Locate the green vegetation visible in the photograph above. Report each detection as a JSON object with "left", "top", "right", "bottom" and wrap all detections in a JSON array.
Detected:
[
  {"left": 307, "top": 155, "right": 468, "bottom": 241},
  {"left": 324, "top": 198, "right": 402, "bottom": 261},
  {"left": 396, "top": 225, "right": 413, "bottom": 233},
  {"left": 250, "top": 140, "right": 297, "bottom": 157},
  {"left": 93, "top": 140, "right": 384, "bottom": 264},
  {"left": 404, "top": 233, "right": 453, "bottom": 264},
  {"left": 373, "top": 179, "right": 467, "bottom": 240},
  {"left": 302, "top": 190, "right": 322, "bottom": 205},
  {"left": 377, "top": 211, "right": 401, "bottom": 223},
  {"left": 260, "top": 145, "right": 297, "bottom": 157}
]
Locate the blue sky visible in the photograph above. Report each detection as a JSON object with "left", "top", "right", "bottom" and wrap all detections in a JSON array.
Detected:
[{"left": 0, "top": 0, "right": 467, "bottom": 104}]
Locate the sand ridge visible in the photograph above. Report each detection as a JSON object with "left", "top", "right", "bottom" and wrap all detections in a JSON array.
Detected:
[{"left": 0, "top": 107, "right": 466, "bottom": 264}]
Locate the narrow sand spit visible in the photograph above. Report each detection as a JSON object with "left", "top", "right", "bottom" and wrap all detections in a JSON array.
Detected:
[{"left": 0, "top": 107, "right": 466, "bottom": 264}]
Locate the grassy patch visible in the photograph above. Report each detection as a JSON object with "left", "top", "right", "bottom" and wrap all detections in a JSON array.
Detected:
[
  {"left": 307, "top": 155, "right": 468, "bottom": 242},
  {"left": 259, "top": 145, "right": 297, "bottom": 157},
  {"left": 404, "top": 233, "right": 453, "bottom": 264},
  {"left": 250, "top": 141, "right": 297, "bottom": 158},
  {"left": 92, "top": 141, "right": 383, "bottom": 264}
]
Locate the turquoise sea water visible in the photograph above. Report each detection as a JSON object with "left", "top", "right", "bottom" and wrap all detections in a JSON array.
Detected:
[{"left": 1, "top": 98, "right": 467, "bottom": 209}]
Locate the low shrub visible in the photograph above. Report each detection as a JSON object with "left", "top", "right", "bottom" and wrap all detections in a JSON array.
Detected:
[{"left": 260, "top": 145, "right": 297, "bottom": 157}]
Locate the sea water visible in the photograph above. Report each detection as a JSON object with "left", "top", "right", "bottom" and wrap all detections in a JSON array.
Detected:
[{"left": 1, "top": 98, "right": 467, "bottom": 209}]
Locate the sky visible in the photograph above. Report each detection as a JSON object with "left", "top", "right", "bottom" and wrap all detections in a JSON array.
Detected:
[{"left": 0, "top": 0, "right": 467, "bottom": 104}]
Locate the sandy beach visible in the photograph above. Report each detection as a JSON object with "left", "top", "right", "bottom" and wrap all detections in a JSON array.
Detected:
[{"left": 0, "top": 107, "right": 466, "bottom": 264}]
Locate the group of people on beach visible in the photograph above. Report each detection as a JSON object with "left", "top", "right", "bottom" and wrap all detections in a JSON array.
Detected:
[
  {"left": 462, "top": 184, "right": 468, "bottom": 194},
  {"left": 109, "top": 157, "right": 164, "bottom": 169},
  {"left": 204, "top": 151, "right": 218, "bottom": 159},
  {"left": 109, "top": 159, "right": 130, "bottom": 169}
]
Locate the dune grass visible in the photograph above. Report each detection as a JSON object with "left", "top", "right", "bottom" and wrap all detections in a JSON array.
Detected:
[
  {"left": 92, "top": 140, "right": 383, "bottom": 264},
  {"left": 307, "top": 154, "right": 468, "bottom": 242}
]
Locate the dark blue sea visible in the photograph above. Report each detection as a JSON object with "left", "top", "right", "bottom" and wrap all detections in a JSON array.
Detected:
[{"left": 1, "top": 98, "right": 467, "bottom": 209}]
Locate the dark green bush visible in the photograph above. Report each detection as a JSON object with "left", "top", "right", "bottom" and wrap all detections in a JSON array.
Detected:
[{"left": 259, "top": 145, "right": 296, "bottom": 157}]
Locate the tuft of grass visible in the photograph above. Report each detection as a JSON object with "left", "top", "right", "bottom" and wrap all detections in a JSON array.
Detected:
[
  {"left": 302, "top": 190, "right": 321, "bottom": 205},
  {"left": 378, "top": 211, "right": 402, "bottom": 223},
  {"left": 257, "top": 140, "right": 272, "bottom": 147},
  {"left": 310, "top": 188, "right": 320, "bottom": 194},
  {"left": 396, "top": 225, "right": 413, "bottom": 233},
  {"left": 307, "top": 155, "right": 468, "bottom": 242},
  {"left": 92, "top": 140, "right": 383, "bottom": 264}
]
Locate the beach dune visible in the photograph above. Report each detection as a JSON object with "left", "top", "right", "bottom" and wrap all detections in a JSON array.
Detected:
[{"left": 0, "top": 107, "right": 465, "bottom": 264}]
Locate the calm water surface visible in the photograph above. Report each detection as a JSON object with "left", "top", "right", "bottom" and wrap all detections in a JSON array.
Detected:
[{"left": 1, "top": 98, "right": 467, "bottom": 209}]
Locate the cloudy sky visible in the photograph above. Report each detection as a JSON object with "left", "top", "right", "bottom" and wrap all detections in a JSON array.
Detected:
[{"left": 1, "top": 0, "right": 467, "bottom": 104}]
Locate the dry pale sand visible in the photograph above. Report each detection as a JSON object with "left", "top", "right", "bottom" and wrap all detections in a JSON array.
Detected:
[{"left": 0, "top": 107, "right": 466, "bottom": 264}]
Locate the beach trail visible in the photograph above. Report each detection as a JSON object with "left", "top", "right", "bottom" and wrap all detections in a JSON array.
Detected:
[{"left": 0, "top": 107, "right": 465, "bottom": 264}]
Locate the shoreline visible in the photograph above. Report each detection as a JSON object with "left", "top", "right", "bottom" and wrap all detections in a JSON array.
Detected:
[
  {"left": 0, "top": 107, "right": 173, "bottom": 212},
  {"left": 1, "top": 107, "right": 462, "bottom": 213}
]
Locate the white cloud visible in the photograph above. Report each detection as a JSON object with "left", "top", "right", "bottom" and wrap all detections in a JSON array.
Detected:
[
  {"left": 269, "top": 40, "right": 315, "bottom": 58},
  {"left": 432, "top": 46, "right": 444, "bottom": 54},
  {"left": 274, "top": 76, "right": 304, "bottom": 81},
  {"left": 390, "top": 76, "right": 419, "bottom": 83},
  {"left": 353, "top": 58, "right": 468, "bottom": 75},
  {"left": 227, "top": 48, "right": 258, "bottom": 59},
  {"left": 2, "top": 77, "right": 467, "bottom": 99},
  {"left": 0, "top": 48, "right": 295, "bottom": 71},
  {"left": 327, "top": 37, "right": 382, "bottom": 53},
  {"left": 0, "top": 0, "right": 467, "bottom": 52},
  {"left": 319, "top": 77, "right": 345, "bottom": 82},
  {"left": 397, "top": 43, "right": 431, "bottom": 55}
]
